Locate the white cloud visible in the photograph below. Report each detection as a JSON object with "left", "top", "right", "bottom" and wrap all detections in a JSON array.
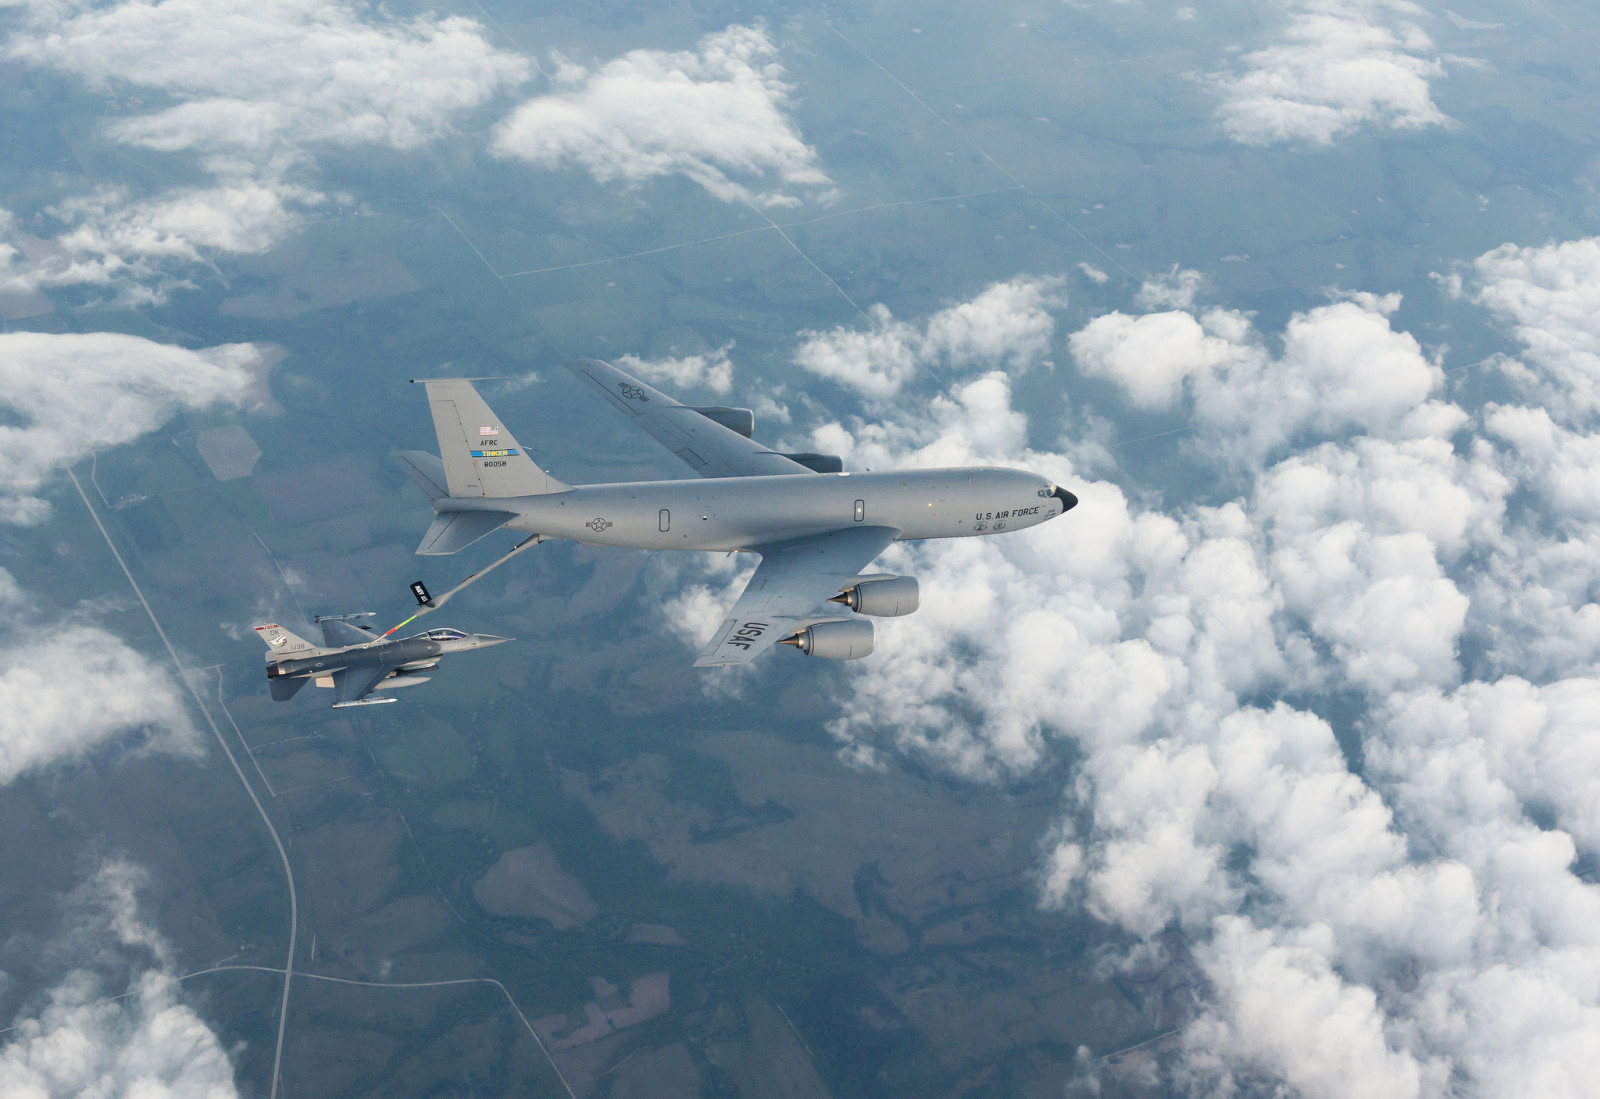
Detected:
[
  {"left": 0, "top": 861, "right": 238, "bottom": 1098},
  {"left": 794, "top": 304, "right": 921, "bottom": 400},
  {"left": 1211, "top": 1, "right": 1449, "bottom": 145},
  {"left": 651, "top": 552, "right": 756, "bottom": 653},
  {"left": 3, "top": 0, "right": 526, "bottom": 300},
  {"left": 1471, "top": 237, "right": 1600, "bottom": 419},
  {"left": 1182, "top": 918, "right": 1439, "bottom": 1098},
  {"left": 8, "top": 0, "right": 527, "bottom": 157},
  {"left": 762, "top": 253, "right": 1600, "bottom": 1096},
  {"left": 493, "top": 25, "right": 831, "bottom": 208},
  {"left": 1070, "top": 307, "right": 1257, "bottom": 410},
  {"left": 1071, "top": 291, "right": 1457, "bottom": 462},
  {"left": 1135, "top": 265, "right": 1204, "bottom": 310},
  {"left": 0, "top": 603, "right": 201, "bottom": 785},
  {"left": 0, "top": 332, "right": 266, "bottom": 523},
  {"left": 794, "top": 276, "right": 1066, "bottom": 399},
  {"left": 617, "top": 343, "right": 735, "bottom": 394},
  {"left": 1442, "top": 237, "right": 1600, "bottom": 682},
  {"left": 6, "top": 182, "right": 308, "bottom": 305},
  {"left": 1485, "top": 405, "right": 1600, "bottom": 520}
]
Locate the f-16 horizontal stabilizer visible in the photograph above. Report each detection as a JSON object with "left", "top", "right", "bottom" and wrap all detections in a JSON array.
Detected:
[
  {"left": 269, "top": 675, "right": 308, "bottom": 701},
  {"left": 416, "top": 509, "right": 518, "bottom": 555}
]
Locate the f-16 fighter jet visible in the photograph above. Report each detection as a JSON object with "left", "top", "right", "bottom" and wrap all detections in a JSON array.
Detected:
[
  {"left": 254, "top": 617, "right": 510, "bottom": 708},
  {"left": 394, "top": 359, "right": 1077, "bottom": 667}
]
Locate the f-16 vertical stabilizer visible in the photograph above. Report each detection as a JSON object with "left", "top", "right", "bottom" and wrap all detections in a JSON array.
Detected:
[{"left": 255, "top": 623, "right": 315, "bottom": 655}]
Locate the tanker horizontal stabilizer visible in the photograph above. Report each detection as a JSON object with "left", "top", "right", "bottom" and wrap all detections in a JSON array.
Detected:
[
  {"left": 416, "top": 510, "right": 518, "bottom": 555},
  {"left": 393, "top": 450, "right": 450, "bottom": 502}
]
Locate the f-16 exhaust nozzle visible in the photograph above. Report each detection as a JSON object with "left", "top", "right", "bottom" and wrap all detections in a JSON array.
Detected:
[
  {"left": 779, "top": 618, "right": 875, "bottom": 659},
  {"left": 830, "top": 576, "right": 919, "bottom": 617}
]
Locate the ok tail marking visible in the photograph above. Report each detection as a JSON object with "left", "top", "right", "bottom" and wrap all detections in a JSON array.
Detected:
[{"left": 254, "top": 623, "right": 315, "bottom": 655}]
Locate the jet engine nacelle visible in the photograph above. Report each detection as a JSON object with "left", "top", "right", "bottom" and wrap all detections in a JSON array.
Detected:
[
  {"left": 783, "top": 618, "right": 874, "bottom": 660},
  {"left": 833, "top": 576, "right": 920, "bottom": 617},
  {"left": 689, "top": 406, "right": 754, "bottom": 438}
]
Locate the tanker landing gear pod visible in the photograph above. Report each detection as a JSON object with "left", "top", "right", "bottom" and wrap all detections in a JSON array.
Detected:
[{"left": 395, "top": 360, "right": 1077, "bottom": 667}]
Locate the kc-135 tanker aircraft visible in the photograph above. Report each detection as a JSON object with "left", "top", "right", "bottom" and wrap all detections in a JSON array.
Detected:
[{"left": 393, "top": 359, "right": 1078, "bottom": 667}]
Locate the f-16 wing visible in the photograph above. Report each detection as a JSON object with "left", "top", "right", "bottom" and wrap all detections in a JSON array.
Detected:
[
  {"left": 321, "top": 619, "right": 377, "bottom": 648},
  {"left": 696, "top": 525, "right": 900, "bottom": 667},
  {"left": 331, "top": 663, "right": 393, "bottom": 707},
  {"left": 568, "top": 358, "right": 815, "bottom": 479}
]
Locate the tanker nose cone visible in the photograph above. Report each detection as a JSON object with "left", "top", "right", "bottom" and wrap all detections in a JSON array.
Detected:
[{"left": 1051, "top": 485, "right": 1079, "bottom": 513}]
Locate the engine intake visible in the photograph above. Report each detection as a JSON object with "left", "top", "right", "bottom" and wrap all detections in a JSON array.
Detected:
[
  {"left": 689, "top": 406, "right": 754, "bottom": 438},
  {"left": 832, "top": 576, "right": 919, "bottom": 617},
  {"left": 780, "top": 618, "right": 874, "bottom": 660}
]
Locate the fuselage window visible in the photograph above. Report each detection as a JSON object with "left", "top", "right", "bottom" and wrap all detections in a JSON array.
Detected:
[
  {"left": 854, "top": 499, "right": 865, "bottom": 522},
  {"left": 659, "top": 509, "right": 670, "bottom": 532}
]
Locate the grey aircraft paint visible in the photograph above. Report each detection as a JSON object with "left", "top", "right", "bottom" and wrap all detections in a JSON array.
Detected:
[
  {"left": 255, "top": 620, "right": 510, "bottom": 707},
  {"left": 395, "top": 359, "right": 1077, "bottom": 666},
  {"left": 435, "top": 467, "right": 1064, "bottom": 550}
]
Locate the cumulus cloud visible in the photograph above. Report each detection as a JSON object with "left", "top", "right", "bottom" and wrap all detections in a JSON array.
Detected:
[
  {"left": 1452, "top": 237, "right": 1600, "bottom": 681},
  {"left": 3, "top": 0, "right": 526, "bottom": 300},
  {"left": 0, "top": 332, "right": 267, "bottom": 523},
  {"left": 493, "top": 25, "right": 832, "bottom": 208},
  {"left": 4, "top": 182, "right": 309, "bottom": 305},
  {"left": 0, "top": 860, "right": 238, "bottom": 1098},
  {"left": 1182, "top": 918, "right": 1440, "bottom": 1098},
  {"left": 1069, "top": 305, "right": 1255, "bottom": 410},
  {"left": 1470, "top": 236, "right": 1600, "bottom": 419},
  {"left": 8, "top": 0, "right": 527, "bottom": 157},
  {"left": 1211, "top": 0, "right": 1449, "bottom": 145},
  {"left": 795, "top": 276, "right": 1066, "bottom": 399},
  {"left": 1071, "top": 286, "right": 1456, "bottom": 462},
  {"left": 760, "top": 251, "right": 1600, "bottom": 1095},
  {"left": 0, "top": 571, "right": 201, "bottom": 785},
  {"left": 617, "top": 343, "right": 735, "bottom": 394},
  {"left": 1135, "top": 265, "right": 1204, "bottom": 311}
]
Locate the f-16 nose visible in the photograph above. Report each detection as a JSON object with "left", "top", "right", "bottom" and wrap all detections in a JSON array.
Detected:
[
  {"left": 472, "top": 634, "right": 513, "bottom": 647},
  {"left": 1051, "top": 485, "right": 1078, "bottom": 513}
]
